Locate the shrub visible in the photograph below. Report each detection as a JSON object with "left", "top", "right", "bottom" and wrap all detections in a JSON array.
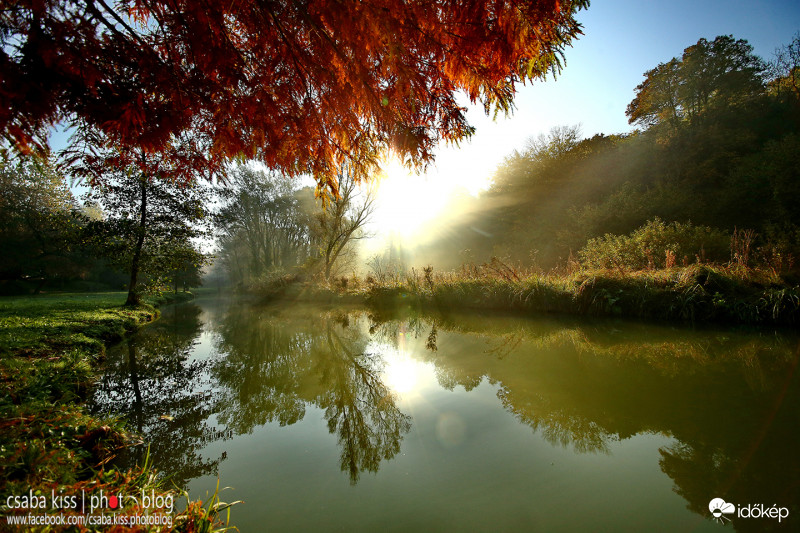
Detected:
[{"left": 579, "top": 218, "right": 729, "bottom": 270}]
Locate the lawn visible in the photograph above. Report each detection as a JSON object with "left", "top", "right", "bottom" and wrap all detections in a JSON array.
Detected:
[{"left": 0, "top": 292, "right": 160, "bottom": 405}]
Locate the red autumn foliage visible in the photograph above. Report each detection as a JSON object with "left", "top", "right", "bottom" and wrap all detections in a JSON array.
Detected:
[{"left": 1, "top": 0, "right": 587, "bottom": 187}]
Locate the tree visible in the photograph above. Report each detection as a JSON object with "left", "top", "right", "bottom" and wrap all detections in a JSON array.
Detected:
[
  {"left": 217, "top": 165, "right": 317, "bottom": 287},
  {"left": 626, "top": 36, "right": 765, "bottom": 130},
  {"left": 2, "top": 0, "right": 588, "bottom": 189},
  {"left": 0, "top": 154, "right": 87, "bottom": 292},
  {"left": 217, "top": 164, "right": 374, "bottom": 284},
  {"left": 169, "top": 243, "right": 205, "bottom": 293},
  {"left": 314, "top": 168, "right": 376, "bottom": 280},
  {"left": 522, "top": 124, "right": 584, "bottom": 164},
  {"left": 405, "top": 34, "right": 800, "bottom": 273},
  {"left": 770, "top": 33, "right": 800, "bottom": 101},
  {"left": 625, "top": 59, "right": 683, "bottom": 130},
  {"left": 78, "top": 146, "right": 213, "bottom": 305}
]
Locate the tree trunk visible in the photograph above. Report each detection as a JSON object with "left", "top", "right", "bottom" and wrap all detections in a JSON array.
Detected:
[
  {"left": 324, "top": 245, "right": 337, "bottom": 280},
  {"left": 125, "top": 176, "right": 147, "bottom": 306},
  {"left": 32, "top": 278, "right": 47, "bottom": 295}
]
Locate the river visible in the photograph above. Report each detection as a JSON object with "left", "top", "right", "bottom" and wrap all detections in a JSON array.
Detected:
[{"left": 89, "top": 295, "right": 800, "bottom": 532}]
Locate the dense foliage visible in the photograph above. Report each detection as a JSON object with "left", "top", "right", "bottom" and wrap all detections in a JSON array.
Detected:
[
  {"left": 82, "top": 169, "right": 212, "bottom": 304},
  {"left": 626, "top": 36, "right": 765, "bottom": 130},
  {"left": 0, "top": 156, "right": 86, "bottom": 293},
  {"left": 579, "top": 219, "right": 730, "bottom": 271},
  {"left": 217, "top": 165, "right": 318, "bottom": 287},
  {"left": 0, "top": 154, "right": 209, "bottom": 297},
  {"left": 1, "top": 0, "right": 587, "bottom": 190},
  {"left": 414, "top": 34, "right": 800, "bottom": 273}
]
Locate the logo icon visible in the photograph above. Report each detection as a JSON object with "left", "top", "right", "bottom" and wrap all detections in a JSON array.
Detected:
[{"left": 709, "top": 498, "right": 736, "bottom": 523}]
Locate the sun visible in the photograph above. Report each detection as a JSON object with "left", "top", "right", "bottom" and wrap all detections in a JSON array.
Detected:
[{"left": 371, "top": 158, "right": 450, "bottom": 239}]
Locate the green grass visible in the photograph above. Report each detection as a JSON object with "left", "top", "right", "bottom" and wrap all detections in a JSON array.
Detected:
[
  {"left": 0, "top": 292, "right": 159, "bottom": 405},
  {"left": 1, "top": 404, "right": 237, "bottom": 532},
  {"left": 0, "top": 290, "right": 234, "bottom": 532},
  {"left": 0, "top": 292, "right": 195, "bottom": 355}
]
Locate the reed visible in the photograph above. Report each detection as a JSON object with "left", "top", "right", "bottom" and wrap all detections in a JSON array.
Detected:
[{"left": 261, "top": 264, "right": 800, "bottom": 326}]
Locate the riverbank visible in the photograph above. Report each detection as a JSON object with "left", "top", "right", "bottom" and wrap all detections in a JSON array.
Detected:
[
  {"left": 258, "top": 264, "right": 800, "bottom": 326},
  {"left": 0, "top": 291, "right": 234, "bottom": 531}
]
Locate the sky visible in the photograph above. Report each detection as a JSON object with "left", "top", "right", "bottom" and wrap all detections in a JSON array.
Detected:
[{"left": 369, "top": 0, "right": 800, "bottom": 239}]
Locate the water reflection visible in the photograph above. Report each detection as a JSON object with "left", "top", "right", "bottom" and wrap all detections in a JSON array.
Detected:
[
  {"left": 90, "top": 304, "right": 225, "bottom": 486},
  {"left": 91, "top": 299, "right": 800, "bottom": 529},
  {"left": 380, "top": 311, "right": 800, "bottom": 529},
  {"left": 211, "top": 306, "right": 410, "bottom": 483}
]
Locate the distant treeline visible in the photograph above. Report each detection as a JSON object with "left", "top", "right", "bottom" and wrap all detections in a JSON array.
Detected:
[
  {"left": 214, "top": 164, "right": 376, "bottom": 289},
  {"left": 0, "top": 149, "right": 374, "bottom": 296},
  {"left": 412, "top": 35, "right": 800, "bottom": 273}
]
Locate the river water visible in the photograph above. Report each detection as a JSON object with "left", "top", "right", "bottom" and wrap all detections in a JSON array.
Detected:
[{"left": 89, "top": 296, "right": 800, "bottom": 532}]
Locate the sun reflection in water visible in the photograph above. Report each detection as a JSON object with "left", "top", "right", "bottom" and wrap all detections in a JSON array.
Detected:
[{"left": 383, "top": 355, "right": 420, "bottom": 395}]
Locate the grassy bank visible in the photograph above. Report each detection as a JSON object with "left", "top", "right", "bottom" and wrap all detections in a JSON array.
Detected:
[
  {"left": 259, "top": 264, "right": 800, "bottom": 326},
  {"left": 0, "top": 291, "right": 234, "bottom": 531}
]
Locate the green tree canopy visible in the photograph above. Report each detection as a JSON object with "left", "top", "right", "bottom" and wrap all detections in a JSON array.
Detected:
[
  {"left": 626, "top": 35, "right": 765, "bottom": 130},
  {"left": 0, "top": 155, "right": 87, "bottom": 292},
  {"left": 217, "top": 165, "right": 318, "bottom": 287},
  {"left": 83, "top": 164, "right": 213, "bottom": 304}
]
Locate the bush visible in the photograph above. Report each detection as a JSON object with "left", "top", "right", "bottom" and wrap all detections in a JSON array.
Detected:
[{"left": 579, "top": 218, "right": 729, "bottom": 270}]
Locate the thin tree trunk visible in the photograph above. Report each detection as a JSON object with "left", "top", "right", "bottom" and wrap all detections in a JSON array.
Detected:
[
  {"left": 126, "top": 176, "right": 147, "bottom": 306},
  {"left": 32, "top": 278, "right": 47, "bottom": 295}
]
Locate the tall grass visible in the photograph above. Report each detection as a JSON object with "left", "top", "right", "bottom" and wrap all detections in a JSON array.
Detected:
[{"left": 265, "top": 262, "right": 799, "bottom": 326}]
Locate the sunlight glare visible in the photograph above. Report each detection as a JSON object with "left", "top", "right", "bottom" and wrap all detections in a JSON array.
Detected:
[
  {"left": 371, "top": 159, "right": 451, "bottom": 239},
  {"left": 383, "top": 355, "right": 420, "bottom": 395}
]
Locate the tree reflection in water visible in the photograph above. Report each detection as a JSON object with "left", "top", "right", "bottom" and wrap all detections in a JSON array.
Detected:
[
  {"left": 368, "top": 309, "right": 800, "bottom": 528},
  {"left": 211, "top": 306, "right": 410, "bottom": 483},
  {"left": 656, "top": 350, "right": 800, "bottom": 532},
  {"left": 90, "top": 304, "right": 225, "bottom": 487},
  {"left": 320, "top": 325, "right": 411, "bottom": 483}
]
